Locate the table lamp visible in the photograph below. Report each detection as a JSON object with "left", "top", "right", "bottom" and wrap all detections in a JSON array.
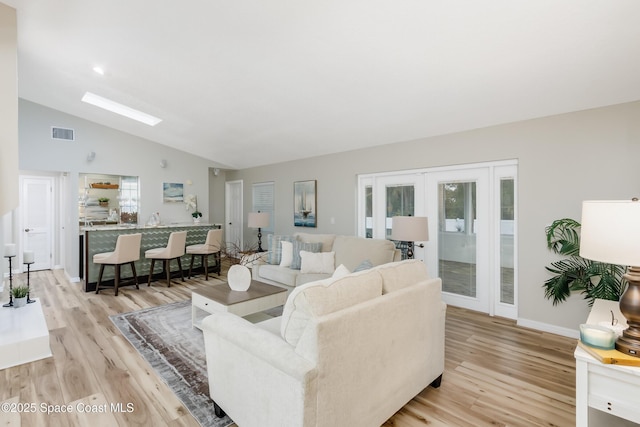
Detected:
[
  {"left": 580, "top": 199, "right": 640, "bottom": 357},
  {"left": 391, "top": 216, "right": 429, "bottom": 259},
  {"left": 248, "top": 211, "right": 270, "bottom": 252}
]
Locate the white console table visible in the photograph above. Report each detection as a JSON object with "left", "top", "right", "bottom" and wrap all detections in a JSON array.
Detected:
[{"left": 574, "top": 299, "right": 640, "bottom": 426}]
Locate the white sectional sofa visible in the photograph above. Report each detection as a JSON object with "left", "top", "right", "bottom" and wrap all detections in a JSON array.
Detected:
[
  {"left": 251, "top": 232, "right": 402, "bottom": 292},
  {"left": 202, "top": 259, "right": 446, "bottom": 427}
]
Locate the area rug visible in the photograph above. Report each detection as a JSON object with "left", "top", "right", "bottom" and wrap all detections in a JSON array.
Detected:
[{"left": 110, "top": 300, "right": 233, "bottom": 427}]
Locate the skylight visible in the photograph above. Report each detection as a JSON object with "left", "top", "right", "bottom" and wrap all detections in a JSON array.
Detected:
[{"left": 81, "top": 92, "right": 162, "bottom": 126}]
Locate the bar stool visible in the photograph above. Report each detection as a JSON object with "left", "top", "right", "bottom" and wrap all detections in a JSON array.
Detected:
[
  {"left": 93, "top": 233, "right": 142, "bottom": 296},
  {"left": 187, "top": 228, "right": 223, "bottom": 280},
  {"left": 145, "top": 231, "right": 187, "bottom": 287}
]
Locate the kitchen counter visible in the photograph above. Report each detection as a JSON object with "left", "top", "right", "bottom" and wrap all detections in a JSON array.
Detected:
[
  {"left": 79, "top": 222, "right": 216, "bottom": 233},
  {"left": 81, "top": 223, "right": 221, "bottom": 292}
]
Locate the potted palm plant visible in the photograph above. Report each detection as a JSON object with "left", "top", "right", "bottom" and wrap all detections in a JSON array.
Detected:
[{"left": 543, "top": 218, "right": 627, "bottom": 306}]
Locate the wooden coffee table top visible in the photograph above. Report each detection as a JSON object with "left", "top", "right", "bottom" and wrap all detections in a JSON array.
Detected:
[{"left": 192, "top": 280, "right": 286, "bottom": 307}]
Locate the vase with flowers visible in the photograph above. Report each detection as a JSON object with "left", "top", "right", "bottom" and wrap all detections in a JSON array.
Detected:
[{"left": 185, "top": 194, "right": 202, "bottom": 223}]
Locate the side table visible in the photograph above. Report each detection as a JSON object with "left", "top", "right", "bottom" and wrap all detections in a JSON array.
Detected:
[{"left": 574, "top": 299, "right": 640, "bottom": 426}]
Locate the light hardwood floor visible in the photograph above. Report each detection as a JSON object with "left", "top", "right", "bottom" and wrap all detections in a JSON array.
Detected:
[{"left": 1, "top": 266, "right": 576, "bottom": 426}]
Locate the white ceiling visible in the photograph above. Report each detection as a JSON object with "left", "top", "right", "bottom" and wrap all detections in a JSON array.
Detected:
[{"left": 6, "top": 0, "right": 640, "bottom": 169}]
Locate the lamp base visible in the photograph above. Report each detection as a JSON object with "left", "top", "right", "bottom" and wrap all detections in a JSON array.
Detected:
[
  {"left": 616, "top": 336, "right": 640, "bottom": 357},
  {"left": 617, "top": 267, "right": 640, "bottom": 357}
]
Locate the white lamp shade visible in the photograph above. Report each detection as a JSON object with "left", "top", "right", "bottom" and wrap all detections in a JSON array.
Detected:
[
  {"left": 391, "top": 216, "right": 429, "bottom": 242},
  {"left": 580, "top": 200, "right": 640, "bottom": 267},
  {"left": 248, "top": 212, "right": 270, "bottom": 228}
]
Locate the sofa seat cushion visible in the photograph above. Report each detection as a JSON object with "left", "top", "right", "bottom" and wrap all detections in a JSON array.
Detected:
[
  {"left": 332, "top": 235, "right": 397, "bottom": 271},
  {"left": 257, "top": 264, "right": 330, "bottom": 288},
  {"left": 280, "top": 269, "right": 383, "bottom": 347},
  {"left": 258, "top": 264, "right": 300, "bottom": 287},
  {"left": 375, "top": 259, "right": 429, "bottom": 294}
]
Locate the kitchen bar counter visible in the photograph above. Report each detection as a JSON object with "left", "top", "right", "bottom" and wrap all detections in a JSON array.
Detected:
[{"left": 81, "top": 223, "right": 220, "bottom": 292}]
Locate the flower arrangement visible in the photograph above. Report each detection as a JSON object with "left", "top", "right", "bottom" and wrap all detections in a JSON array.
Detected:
[{"left": 185, "top": 194, "right": 202, "bottom": 218}]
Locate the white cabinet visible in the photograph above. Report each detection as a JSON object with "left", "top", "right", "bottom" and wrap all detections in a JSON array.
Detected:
[{"left": 574, "top": 299, "right": 640, "bottom": 426}]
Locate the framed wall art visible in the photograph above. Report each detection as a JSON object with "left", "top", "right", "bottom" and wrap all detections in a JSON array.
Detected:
[
  {"left": 163, "top": 182, "right": 184, "bottom": 203},
  {"left": 294, "top": 180, "right": 316, "bottom": 227}
]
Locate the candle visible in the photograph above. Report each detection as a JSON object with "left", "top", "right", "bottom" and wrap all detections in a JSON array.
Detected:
[
  {"left": 23, "top": 251, "right": 34, "bottom": 264},
  {"left": 4, "top": 243, "right": 16, "bottom": 257},
  {"left": 580, "top": 324, "right": 616, "bottom": 349}
]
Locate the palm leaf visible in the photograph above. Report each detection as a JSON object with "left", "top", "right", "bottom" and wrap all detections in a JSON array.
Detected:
[
  {"left": 543, "top": 219, "right": 626, "bottom": 306},
  {"left": 545, "top": 218, "right": 581, "bottom": 256}
]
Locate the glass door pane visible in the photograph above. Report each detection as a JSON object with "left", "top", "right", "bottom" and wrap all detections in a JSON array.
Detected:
[
  {"left": 499, "top": 178, "right": 515, "bottom": 304},
  {"left": 438, "top": 181, "right": 477, "bottom": 297},
  {"left": 385, "top": 184, "right": 415, "bottom": 239},
  {"left": 365, "top": 185, "right": 373, "bottom": 238}
]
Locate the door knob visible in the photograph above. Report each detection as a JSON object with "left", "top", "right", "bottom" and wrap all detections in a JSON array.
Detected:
[{"left": 24, "top": 228, "right": 30, "bottom": 232}]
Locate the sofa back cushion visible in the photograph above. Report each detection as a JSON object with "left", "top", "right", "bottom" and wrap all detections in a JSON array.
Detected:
[
  {"left": 280, "top": 269, "right": 383, "bottom": 347},
  {"left": 294, "top": 232, "right": 336, "bottom": 252},
  {"left": 332, "top": 236, "right": 398, "bottom": 271},
  {"left": 374, "top": 259, "right": 429, "bottom": 293}
]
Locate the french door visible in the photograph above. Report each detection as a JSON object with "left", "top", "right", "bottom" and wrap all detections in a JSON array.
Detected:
[
  {"left": 361, "top": 173, "right": 426, "bottom": 259},
  {"left": 426, "top": 168, "right": 489, "bottom": 313},
  {"left": 358, "top": 161, "right": 517, "bottom": 318}
]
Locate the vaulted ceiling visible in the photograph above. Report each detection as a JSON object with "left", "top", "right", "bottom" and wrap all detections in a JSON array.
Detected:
[{"left": 5, "top": 0, "right": 640, "bottom": 169}]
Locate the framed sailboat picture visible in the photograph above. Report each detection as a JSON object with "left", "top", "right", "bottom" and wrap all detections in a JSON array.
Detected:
[{"left": 294, "top": 180, "right": 317, "bottom": 227}]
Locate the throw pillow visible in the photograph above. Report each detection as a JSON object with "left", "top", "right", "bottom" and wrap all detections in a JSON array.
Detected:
[
  {"left": 279, "top": 241, "right": 293, "bottom": 267},
  {"left": 290, "top": 240, "right": 322, "bottom": 270},
  {"left": 353, "top": 259, "right": 373, "bottom": 272},
  {"left": 300, "top": 251, "right": 335, "bottom": 274},
  {"left": 332, "top": 264, "right": 350, "bottom": 279},
  {"left": 266, "top": 235, "right": 293, "bottom": 265}
]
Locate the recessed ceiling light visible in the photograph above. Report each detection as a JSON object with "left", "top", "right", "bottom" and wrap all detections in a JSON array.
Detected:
[
  {"left": 81, "top": 92, "right": 162, "bottom": 126},
  {"left": 92, "top": 66, "right": 105, "bottom": 75}
]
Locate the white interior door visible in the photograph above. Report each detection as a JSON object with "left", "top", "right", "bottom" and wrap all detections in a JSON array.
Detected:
[
  {"left": 225, "top": 180, "right": 243, "bottom": 255},
  {"left": 20, "top": 176, "right": 54, "bottom": 271}
]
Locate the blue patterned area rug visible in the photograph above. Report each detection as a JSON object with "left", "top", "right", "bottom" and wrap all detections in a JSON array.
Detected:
[{"left": 110, "top": 300, "right": 233, "bottom": 427}]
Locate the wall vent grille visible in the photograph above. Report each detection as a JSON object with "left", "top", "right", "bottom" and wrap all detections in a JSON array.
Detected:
[{"left": 51, "top": 127, "right": 75, "bottom": 141}]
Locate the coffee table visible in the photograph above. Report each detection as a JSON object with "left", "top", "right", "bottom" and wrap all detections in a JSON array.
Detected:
[{"left": 191, "top": 280, "right": 287, "bottom": 330}]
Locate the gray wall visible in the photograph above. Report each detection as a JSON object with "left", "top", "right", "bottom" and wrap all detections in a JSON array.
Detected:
[
  {"left": 0, "top": 4, "right": 18, "bottom": 282},
  {"left": 18, "top": 100, "right": 223, "bottom": 279},
  {"left": 228, "top": 101, "right": 640, "bottom": 333}
]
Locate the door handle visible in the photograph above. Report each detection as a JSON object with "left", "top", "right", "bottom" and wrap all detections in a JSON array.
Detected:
[{"left": 24, "top": 228, "right": 30, "bottom": 232}]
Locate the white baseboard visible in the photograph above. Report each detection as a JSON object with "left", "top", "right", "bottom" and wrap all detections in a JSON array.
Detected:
[
  {"left": 63, "top": 269, "right": 80, "bottom": 283},
  {"left": 517, "top": 317, "right": 579, "bottom": 339}
]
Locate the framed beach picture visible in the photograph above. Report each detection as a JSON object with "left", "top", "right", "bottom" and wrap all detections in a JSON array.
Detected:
[
  {"left": 163, "top": 182, "right": 184, "bottom": 203},
  {"left": 294, "top": 180, "right": 316, "bottom": 227}
]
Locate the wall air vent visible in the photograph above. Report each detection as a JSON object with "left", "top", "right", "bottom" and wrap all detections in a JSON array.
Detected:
[{"left": 51, "top": 127, "right": 75, "bottom": 141}]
